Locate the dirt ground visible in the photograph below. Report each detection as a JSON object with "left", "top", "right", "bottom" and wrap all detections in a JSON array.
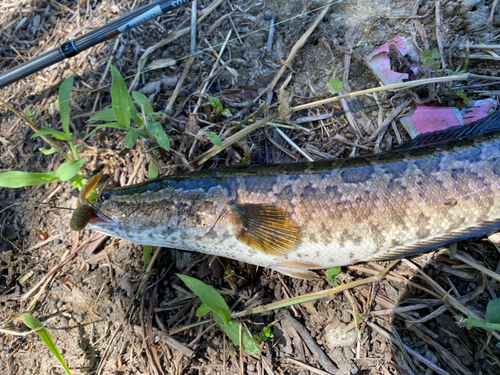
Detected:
[{"left": 1, "top": 0, "right": 500, "bottom": 374}]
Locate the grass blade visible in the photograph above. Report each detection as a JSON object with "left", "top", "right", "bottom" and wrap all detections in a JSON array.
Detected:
[
  {"left": 59, "top": 75, "right": 74, "bottom": 135},
  {"left": 55, "top": 158, "right": 87, "bottom": 181},
  {"left": 0, "top": 171, "right": 59, "bottom": 188},
  {"left": 21, "top": 314, "right": 71, "bottom": 375},
  {"left": 213, "top": 314, "right": 261, "bottom": 355},
  {"left": 178, "top": 274, "right": 231, "bottom": 324},
  {"left": 110, "top": 64, "right": 132, "bottom": 128}
]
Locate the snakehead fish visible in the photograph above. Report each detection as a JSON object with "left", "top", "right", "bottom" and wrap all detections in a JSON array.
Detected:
[{"left": 74, "top": 111, "right": 500, "bottom": 279}]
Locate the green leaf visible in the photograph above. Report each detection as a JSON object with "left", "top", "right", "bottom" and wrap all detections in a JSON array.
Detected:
[
  {"left": 210, "top": 96, "right": 223, "bottom": 112},
  {"left": 0, "top": 171, "right": 59, "bottom": 188},
  {"left": 59, "top": 75, "right": 74, "bottom": 135},
  {"left": 154, "top": 130, "right": 170, "bottom": 151},
  {"left": 39, "top": 148, "right": 57, "bottom": 155},
  {"left": 129, "top": 106, "right": 144, "bottom": 127},
  {"left": 143, "top": 245, "right": 152, "bottom": 270},
  {"left": 327, "top": 267, "right": 342, "bottom": 285},
  {"left": 87, "top": 108, "right": 118, "bottom": 123},
  {"left": 422, "top": 49, "right": 431, "bottom": 59},
  {"left": 213, "top": 314, "right": 261, "bottom": 355},
  {"left": 54, "top": 158, "right": 87, "bottom": 182},
  {"left": 177, "top": 274, "right": 231, "bottom": 325},
  {"left": 70, "top": 175, "right": 87, "bottom": 191},
  {"left": 110, "top": 64, "right": 132, "bottom": 127},
  {"left": 326, "top": 78, "right": 343, "bottom": 95},
  {"left": 25, "top": 109, "right": 33, "bottom": 122},
  {"left": 424, "top": 58, "right": 434, "bottom": 67},
  {"left": 431, "top": 48, "right": 441, "bottom": 59},
  {"left": 221, "top": 108, "right": 232, "bottom": 117},
  {"left": 485, "top": 299, "right": 500, "bottom": 324},
  {"left": 445, "top": 69, "right": 455, "bottom": 76},
  {"left": 206, "top": 131, "right": 222, "bottom": 147},
  {"left": 82, "top": 122, "right": 129, "bottom": 142},
  {"left": 132, "top": 91, "right": 154, "bottom": 115},
  {"left": 32, "top": 127, "right": 73, "bottom": 141},
  {"left": 21, "top": 313, "right": 72, "bottom": 375},
  {"left": 148, "top": 162, "right": 159, "bottom": 179},
  {"left": 124, "top": 129, "right": 140, "bottom": 148},
  {"left": 148, "top": 122, "right": 162, "bottom": 134},
  {"left": 196, "top": 304, "right": 211, "bottom": 317}
]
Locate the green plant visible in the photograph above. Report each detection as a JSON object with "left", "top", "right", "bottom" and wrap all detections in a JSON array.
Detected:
[
  {"left": 253, "top": 326, "right": 274, "bottom": 342},
  {"left": 326, "top": 77, "right": 343, "bottom": 95},
  {"left": 465, "top": 298, "right": 500, "bottom": 331},
  {"left": 206, "top": 131, "right": 223, "bottom": 147},
  {"left": 421, "top": 49, "right": 472, "bottom": 104},
  {"left": 84, "top": 65, "right": 170, "bottom": 152},
  {"left": 177, "top": 274, "right": 261, "bottom": 355},
  {"left": 0, "top": 75, "right": 87, "bottom": 190},
  {"left": 326, "top": 267, "right": 342, "bottom": 286},
  {"left": 421, "top": 48, "right": 441, "bottom": 73},
  {"left": 21, "top": 313, "right": 71, "bottom": 375},
  {"left": 224, "top": 268, "right": 235, "bottom": 277},
  {"left": 208, "top": 96, "right": 231, "bottom": 123}
]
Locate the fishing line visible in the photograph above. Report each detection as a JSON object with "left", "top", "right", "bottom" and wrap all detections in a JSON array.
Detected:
[{"left": 0, "top": 201, "right": 75, "bottom": 215}]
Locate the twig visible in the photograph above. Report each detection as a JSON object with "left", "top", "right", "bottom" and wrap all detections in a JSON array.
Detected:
[
  {"left": 291, "top": 74, "right": 470, "bottom": 112},
  {"left": 129, "top": 0, "right": 225, "bottom": 92},
  {"left": 20, "top": 232, "right": 101, "bottom": 301},
  {"left": 366, "top": 321, "right": 452, "bottom": 375},
  {"left": 190, "top": 113, "right": 280, "bottom": 168},
  {"left": 192, "top": 30, "right": 232, "bottom": 115},
  {"left": 282, "top": 310, "right": 338, "bottom": 372},
  {"left": 285, "top": 357, "right": 333, "bottom": 375},
  {"left": 232, "top": 260, "right": 399, "bottom": 318},
  {"left": 444, "top": 249, "right": 500, "bottom": 283},
  {"left": 0, "top": 98, "right": 69, "bottom": 161},
  {"left": 0, "top": 326, "right": 45, "bottom": 336},
  {"left": 333, "top": 134, "right": 372, "bottom": 151},
  {"left": 364, "top": 97, "right": 412, "bottom": 143},
  {"left": 255, "top": 3, "right": 333, "bottom": 102},
  {"left": 165, "top": 0, "right": 197, "bottom": 114},
  {"left": 435, "top": 0, "right": 446, "bottom": 68},
  {"left": 273, "top": 126, "right": 314, "bottom": 161}
]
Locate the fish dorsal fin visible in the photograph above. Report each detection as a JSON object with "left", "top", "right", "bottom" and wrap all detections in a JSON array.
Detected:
[
  {"left": 233, "top": 204, "right": 301, "bottom": 256},
  {"left": 399, "top": 110, "right": 500, "bottom": 149}
]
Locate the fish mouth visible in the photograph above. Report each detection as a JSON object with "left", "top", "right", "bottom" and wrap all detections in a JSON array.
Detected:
[{"left": 88, "top": 208, "right": 119, "bottom": 228}]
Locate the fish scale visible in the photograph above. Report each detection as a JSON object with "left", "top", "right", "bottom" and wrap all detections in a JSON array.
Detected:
[{"left": 78, "top": 111, "right": 500, "bottom": 279}]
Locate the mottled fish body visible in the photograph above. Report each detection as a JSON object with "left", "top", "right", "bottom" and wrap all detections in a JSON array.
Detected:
[{"left": 83, "top": 112, "right": 500, "bottom": 278}]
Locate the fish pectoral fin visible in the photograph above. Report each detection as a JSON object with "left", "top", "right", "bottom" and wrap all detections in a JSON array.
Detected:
[
  {"left": 232, "top": 204, "right": 301, "bottom": 256},
  {"left": 271, "top": 265, "right": 320, "bottom": 280}
]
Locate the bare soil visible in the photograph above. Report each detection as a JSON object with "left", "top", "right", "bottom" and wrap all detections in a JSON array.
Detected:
[{"left": 1, "top": 0, "right": 500, "bottom": 374}]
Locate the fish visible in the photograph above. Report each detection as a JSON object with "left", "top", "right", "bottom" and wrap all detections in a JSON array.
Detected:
[{"left": 75, "top": 111, "right": 500, "bottom": 279}]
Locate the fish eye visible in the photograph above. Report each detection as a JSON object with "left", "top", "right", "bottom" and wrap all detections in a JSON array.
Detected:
[{"left": 100, "top": 191, "right": 112, "bottom": 201}]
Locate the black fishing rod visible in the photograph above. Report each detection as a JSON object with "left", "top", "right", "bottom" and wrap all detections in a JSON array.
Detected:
[{"left": 0, "top": 0, "right": 192, "bottom": 89}]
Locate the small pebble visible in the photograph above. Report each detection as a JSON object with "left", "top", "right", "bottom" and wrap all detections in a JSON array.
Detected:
[
  {"left": 268, "top": 282, "right": 276, "bottom": 289},
  {"left": 57, "top": 301, "right": 63, "bottom": 309},
  {"left": 106, "top": 307, "right": 112, "bottom": 314},
  {"left": 101, "top": 266, "right": 109, "bottom": 273},
  {"left": 247, "top": 363, "right": 256, "bottom": 372},
  {"left": 76, "top": 316, "right": 83, "bottom": 323},
  {"left": 337, "top": 37, "right": 345, "bottom": 45},
  {"left": 55, "top": 239, "right": 62, "bottom": 245}
]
